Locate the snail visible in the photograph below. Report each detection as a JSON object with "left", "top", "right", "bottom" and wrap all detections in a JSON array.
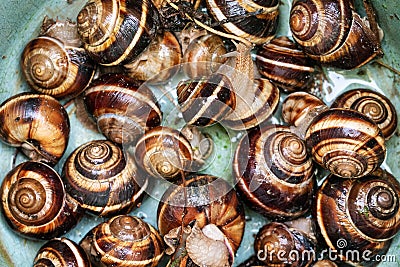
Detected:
[
  {"left": 80, "top": 215, "right": 164, "bottom": 267},
  {"left": 254, "top": 222, "right": 316, "bottom": 267},
  {"left": 182, "top": 33, "right": 228, "bottom": 78},
  {"left": 233, "top": 124, "right": 315, "bottom": 220},
  {"left": 21, "top": 18, "right": 96, "bottom": 98},
  {"left": 33, "top": 237, "right": 91, "bottom": 266},
  {"left": 62, "top": 139, "right": 148, "bottom": 216},
  {"left": 305, "top": 108, "right": 386, "bottom": 178},
  {"left": 331, "top": 88, "right": 398, "bottom": 140},
  {"left": 205, "top": 0, "right": 280, "bottom": 44},
  {"left": 315, "top": 168, "right": 400, "bottom": 265},
  {"left": 83, "top": 73, "right": 162, "bottom": 144},
  {"left": 255, "top": 36, "right": 316, "bottom": 92},
  {"left": 0, "top": 161, "right": 83, "bottom": 240},
  {"left": 174, "top": 26, "right": 208, "bottom": 55},
  {"left": 134, "top": 126, "right": 195, "bottom": 180},
  {"left": 180, "top": 125, "right": 214, "bottom": 168},
  {"left": 124, "top": 31, "right": 182, "bottom": 84},
  {"left": 76, "top": 0, "right": 160, "bottom": 66},
  {"left": 157, "top": 174, "right": 245, "bottom": 266},
  {"left": 289, "top": 0, "right": 383, "bottom": 69},
  {"left": 0, "top": 93, "right": 70, "bottom": 166}
]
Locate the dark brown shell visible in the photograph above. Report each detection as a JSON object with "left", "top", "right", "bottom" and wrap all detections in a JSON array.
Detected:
[
  {"left": 62, "top": 140, "right": 147, "bottom": 216},
  {"left": 234, "top": 125, "right": 315, "bottom": 220},
  {"left": 315, "top": 168, "right": 400, "bottom": 265},
  {"left": 33, "top": 237, "right": 91, "bottom": 267},
  {"left": 76, "top": 0, "right": 160, "bottom": 66},
  {"left": 83, "top": 73, "right": 162, "bottom": 144},
  {"left": 80, "top": 215, "right": 164, "bottom": 267},
  {"left": 205, "top": 0, "right": 279, "bottom": 44},
  {"left": 256, "top": 36, "right": 315, "bottom": 92},
  {"left": 0, "top": 93, "right": 70, "bottom": 166},
  {"left": 331, "top": 88, "right": 398, "bottom": 140},
  {"left": 305, "top": 108, "right": 386, "bottom": 178},
  {"left": 0, "top": 161, "right": 83, "bottom": 240}
]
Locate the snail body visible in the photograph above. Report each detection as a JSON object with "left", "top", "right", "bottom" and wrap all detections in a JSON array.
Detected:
[
  {"left": 33, "top": 237, "right": 91, "bottom": 266},
  {"left": 76, "top": 0, "right": 160, "bottom": 66},
  {"left": 0, "top": 93, "right": 70, "bottom": 166},
  {"left": 305, "top": 108, "right": 386, "bottom": 178},
  {"left": 315, "top": 168, "right": 400, "bottom": 265},
  {"left": 0, "top": 161, "right": 83, "bottom": 240},
  {"left": 234, "top": 125, "right": 315, "bottom": 220},
  {"left": 83, "top": 73, "right": 162, "bottom": 144},
  {"left": 62, "top": 140, "right": 147, "bottom": 216},
  {"left": 80, "top": 215, "right": 164, "bottom": 267}
]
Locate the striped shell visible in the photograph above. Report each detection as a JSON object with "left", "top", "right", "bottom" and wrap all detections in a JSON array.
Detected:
[
  {"left": 80, "top": 215, "right": 164, "bottom": 267},
  {"left": 76, "top": 0, "right": 160, "bottom": 66},
  {"left": 134, "top": 126, "right": 195, "bottom": 180},
  {"left": 84, "top": 73, "right": 162, "bottom": 144},
  {"left": 0, "top": 93, "right": 70, "bottom": 166},
  {"left": 205, "top": 0, "right": 279, "bottom": 44},
  {"left": 305, "top": 108, "right": 386, "bottom": 178},
  {"left": 0, "top": 161, "right": 82, "bottom": 240},
  {"left": 62, "top": 140, "right": 147, "bottom": 216},
  {"left": 256, "top": 36, "right": 315, "bottom": 92},
  {"left": 234, "top": 125, "right": 315, "bottom": 220},
  {"left": 33, "top": 237, "right": 91, "bottom": 267},
  {"left": 177, "top": 73, "right": 236, "bottom": 127},
  {"left": 331, "top": 88, "right": 398, "bottom": 140},
  {"left": 315, "top": 169, "right": 400, "bottom": 265}
]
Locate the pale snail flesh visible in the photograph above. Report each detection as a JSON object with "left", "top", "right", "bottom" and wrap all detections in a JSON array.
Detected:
[
  {"left": 62, "top": 139, "right": 148, "bottom": 216},
  {"left": 331, "top": 88, "right": 398, "bottom": 140},
  {"left": 315, "top": 168, "right": 400, "bottom": 265},
  {"left": 0, "top": 93, "right": 70, "bottom": 166},
  {"left": 0, "top": 161, "right": 83, "bottom": 240},
  {"left": 80, "top": 215, "right": 164, "bottom": 267},
  {"left": 305, "top": 108, "right": 386, "bottom": 179},
  {"left": 33, "top": 237, "right": 91, "bottom": 267},
  {"left": 76, "top": 0, "right": 160, "bottom": 66}
]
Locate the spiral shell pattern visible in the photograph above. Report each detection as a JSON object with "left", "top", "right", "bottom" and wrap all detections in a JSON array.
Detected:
[
  {"left": 0, "top": 93, "right": 70, "bottom": 166},
  {"left": 21, "top": 36, "right": 95, "bottom": 98},
  {"left": 305, "top": 108, "right": 386, "bottom": 178},
  {"left": 234, "top": 125, "right": 315, "bottom": 220},
  {"left": 0, "top": 161, "right": 82, "bottom": 239},
  {"left": 84, "top": 73, "right": 162, "bottom": 144},
  {"left": 62, "top": 140, "right": 147, "bottom": 216},
  {"left": 331, "top": 88, "right": 398, "bottom": 140},
  {"left": 80, "top": 215, "right": 164, "bottom": 267},
  {"left": 76, "top": 0, "right": 160, "bottom": 66},
  {"left": 134, "top": 126, "right": 194, "bottom": 179},
  {"left": 33, "top": 237, "right": 91, "bottom": 267}
]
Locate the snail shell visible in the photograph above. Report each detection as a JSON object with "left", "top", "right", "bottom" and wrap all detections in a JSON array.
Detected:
[
  {"left": 234, "top": 125, "right": 315, "bottom": 220},
  {"left": 255, "top": 36, "right": 315, "bottom": 92},
  {"left": 315, "top": 168, "right": 400, "bottom": 265},
  {"left": 83, "top": 73, "right": 162, "bottom": 144},
  {"left": 80, "top": 215, "right": 164, "bottom": 267},
  {"left": 0, "top": 93, "right": 70, "bottom": 166},
  {"left": 205, "top": 0, "right": 279, "bottom": 44},
  {"left": 254, "top": 222, "right": 316, "bottom": 267},
  {"left": 62, "top": 140, "right": 147, "bottom": 216},
  {"left": 76, "top": 0, "right": 160, "bottom": 66},
  {"left": 157, "top": 174, "right": 245, "bottom": 254},
  {"left": 182, "top": 34, "right": 228, "bottom": 78},
  {"left": 0, "top": 161, "right": 83, "bottom": 240},
  {"left": 331, "top": 88, "right": 398, "bottom": 140},
  {"left": 177, "top": 73, "right": 236, "bottom": 127},
  {"left": 33, "top": 237, "right": 91, "bottom": 267},
  {"left": 305, "top": 108, "right": 386, "bottom": 178},
  {"left": 134, "top": 126, "right": 195, "bottom": 180},
  {"left": 289, "top": 0, "right": 382, "bottom": 69},
  {"left": 124, "top": 31, "right": 182, "bottom": 84}
]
